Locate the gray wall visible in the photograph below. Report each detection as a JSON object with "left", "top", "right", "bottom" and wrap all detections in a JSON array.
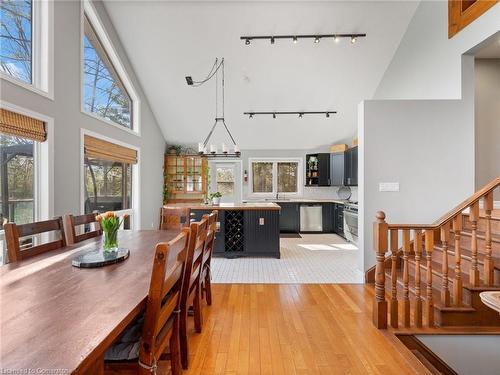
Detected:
[
  {"left": 0, "top": 1, "right": 165, "bottom": 229},
  {"left": 475, "top": 59, "right": 500, "bottom": 193},
  {"left": 374, "top": 1, "right": 500, "bottom": 100},
  {"left": 359, "top": 57, "right": 475, "bottom": 271},
  {"left": 417, "top": 335, "right": 500, "bottom": 375}
]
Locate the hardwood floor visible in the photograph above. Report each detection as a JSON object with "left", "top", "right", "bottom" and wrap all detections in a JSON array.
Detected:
[{"left": 168, "top": 284, "right": 431, "bottom": 375}]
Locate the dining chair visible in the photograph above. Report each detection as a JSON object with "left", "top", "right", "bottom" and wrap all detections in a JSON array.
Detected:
[
  {"left": 63, "top": 213, "right": 102, "bottom": 245},
  {"left": 201, "top": 210, "right": 218, "bottom": 306},
  {"left": 3, "top": 217, "right": 66, "bottom": 263},
  {"left": 104, "top": 228, "right": 190, "bottom": 375},
  {"left": 179, "top": 217, "right": 208, "bottom": 369},
  {"left": 159, "top": 207, "right": 191, "bottom": 230}
]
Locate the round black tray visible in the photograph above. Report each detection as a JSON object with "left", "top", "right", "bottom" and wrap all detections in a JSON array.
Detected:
[{"left": 72, "top": 248, "right": 130, "bottom": 268}]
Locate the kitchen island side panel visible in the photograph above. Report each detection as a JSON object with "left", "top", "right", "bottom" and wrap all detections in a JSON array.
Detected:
[{"left": 244, "top": 210, "right": 280, "bottom": 258}]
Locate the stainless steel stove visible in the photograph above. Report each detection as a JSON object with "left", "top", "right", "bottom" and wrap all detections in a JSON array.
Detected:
[{"left": 343, "top": 201, "right": 358, "bottom": 244}]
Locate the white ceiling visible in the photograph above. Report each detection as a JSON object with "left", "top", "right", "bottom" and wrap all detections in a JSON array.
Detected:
[{"left": 104, "top": 1, "right": 419, "bottom": 149}]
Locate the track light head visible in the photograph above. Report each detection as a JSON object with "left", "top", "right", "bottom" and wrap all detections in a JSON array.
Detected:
[
  {"left": 314, "top": 37, "right": 320, "bottom": 44},
  {"left": 249, "top": 113, "right": 253, "bottom": 119},
  {"left": 270, "top": 37, "right": 275, "bottom": 44},
  {"left": 293, "top": 36, "right": 298, "bottom": 44},
  {"left": 273, "top": 113, "right": 276, "bottom": 119},
  {"left": 351, "top": 36, "right": 357, "bottom": 44},
  {"left": 326, "top": 112, "right": 330, "bottom": 118},
  {"left": 245, "top": 38, "right": 251, "bottom": 45},
  {"left": 299, "top": 113, "right": 303, "bottom": 118},
  {"left": 334, "top": 35, "right": 340, "bottom": 43},
  {"left": 185, "top": 76, "right": 193, "bottom": 86}
]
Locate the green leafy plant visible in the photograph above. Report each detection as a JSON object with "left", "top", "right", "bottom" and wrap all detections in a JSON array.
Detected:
[
  {"left": 209, "top": 192, "right": 222, "bottom": 199},
  {"left": 167, "top": 145, "right": 183, "bottom": 155}
]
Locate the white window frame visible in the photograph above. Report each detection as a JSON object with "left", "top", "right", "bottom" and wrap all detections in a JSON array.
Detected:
[
  {"left": 0, "top": 0, "right": 54, "bottom": 99},
  {"left": 0, "top": 100, "right": 54, "bottom": 263},
  {"left": 79, "top": 129, "right": 141, "bottom": 230},
  {"left": 248, "top": 158, "right": 303, "bottom": 198},
  {"left": 80, "top": 0, "right": 141, "bottom": 136}
]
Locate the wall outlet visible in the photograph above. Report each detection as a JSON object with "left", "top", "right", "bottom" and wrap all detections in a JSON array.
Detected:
[
  {"left": 379, "top": 182, "right": 400, "bottom": 192},
  {"left": 259, "top": 218, "right": 265, "bottom": 225}
]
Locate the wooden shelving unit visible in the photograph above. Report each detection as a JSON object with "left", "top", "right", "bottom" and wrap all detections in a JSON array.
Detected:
[{"left": 164, "top": 154, "right": 208, "bottom": 203}]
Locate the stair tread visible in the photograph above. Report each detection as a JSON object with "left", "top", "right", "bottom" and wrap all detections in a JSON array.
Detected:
[{"left": 431, "top": 245, "right": 500, "bottom": 270}]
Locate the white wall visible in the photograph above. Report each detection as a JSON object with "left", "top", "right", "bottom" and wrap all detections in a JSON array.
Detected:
[
  {"left": 417, "top": 335, "right": 500, "bottom": 375},
  {"left": 359, "top": 57, "right": 475, "bottom": 271},
  {"left": 0, "top": 1, "right": 166, "bottom": 229},
  {"left": 475, "top": 58, "right": 500, "bottom": 193},
  {"left": 374, "top": 1, "right": 500, "bottom": 100}
]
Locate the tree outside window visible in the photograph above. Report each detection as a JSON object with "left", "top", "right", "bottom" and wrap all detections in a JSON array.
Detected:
[
  {"left": 252, "top": 162, "right": 273, "bottom": 193},
  {"left": 83, "top": 15, "right": 132, "bottom": 129},
  {"left": 0, "top": 0, "right": 32, "bottom": 83},
  {"left": 251, "top": 160, "right": 299, "bottom": 195}
]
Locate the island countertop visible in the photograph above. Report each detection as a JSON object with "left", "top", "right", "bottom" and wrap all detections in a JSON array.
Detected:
[{"left": 164, "top": 202, "right": 281, "bottom": 211}]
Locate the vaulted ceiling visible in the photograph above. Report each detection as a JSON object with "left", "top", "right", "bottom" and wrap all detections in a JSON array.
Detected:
[{"left": 104, "top": 1, "right": 419, "bottom": 149}]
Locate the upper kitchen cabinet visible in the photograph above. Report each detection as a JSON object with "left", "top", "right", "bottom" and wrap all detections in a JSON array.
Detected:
[
  {"left": 330, "top": 152, "right": 345, "bottom": 186},
  {"left": 306, "top": 153, "right": 331, "bottom": 186},
  {"left": 344, "top": 147, "right": 358, "bottom": 186}
]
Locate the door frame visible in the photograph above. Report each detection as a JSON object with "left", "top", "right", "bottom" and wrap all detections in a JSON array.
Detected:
[{"left": 209, "top": 159, "right": 243, "bottom": 203}]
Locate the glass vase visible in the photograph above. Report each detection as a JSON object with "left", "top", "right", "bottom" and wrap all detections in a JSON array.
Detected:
[{"left": 103, "top": 228, "right": 118, "bottom": 252}]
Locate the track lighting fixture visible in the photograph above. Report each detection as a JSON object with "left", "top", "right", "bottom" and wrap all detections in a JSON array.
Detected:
[
  {"left": 240, "top": 33, "right": 366, "bottom": 45},
  {"left": 244, "top": 111, "right": 337, "bottom": 118}
]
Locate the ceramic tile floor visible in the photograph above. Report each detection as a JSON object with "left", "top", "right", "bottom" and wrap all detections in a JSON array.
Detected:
[{"left": 211, "top": 233, "right": 364, "bottom": 284}]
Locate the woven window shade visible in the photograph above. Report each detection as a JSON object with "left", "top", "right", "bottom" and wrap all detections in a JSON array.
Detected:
[
  {"left": 84, "top": 135, "right": 137, "bottom": 165},
  {"left": 0, "top": 108, "right": 46, "bottom": 142}
]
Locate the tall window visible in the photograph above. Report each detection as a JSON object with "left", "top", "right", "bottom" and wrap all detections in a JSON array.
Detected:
[
  {"left": 216, "top": 166, "right": 235, "bottom": 196},
  {"left": 84, "top": 158, "right": 132, "bottom": 214},
  {"left": 250, "top": 159, "right": 301, "bottom": 196},
  {"left": 83, "top": 134, "right": 137, "bottom": 228},
  {"left": 0, "top": 107, "right": 47, "bottom": 264},
  {"left": 0, "top": 0, "right": 33, "bottom": 83},
  {"left": 83, "top": 14, "right": 132, "bottom": 129}
]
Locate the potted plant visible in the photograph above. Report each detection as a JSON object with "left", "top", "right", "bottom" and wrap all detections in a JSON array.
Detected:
[
  {"left": 96, "top": 211, "right": 129, "bottom": 252},
  {"left": 167, "top": 145, "right": 183, "bottom": 156},
  {"left": 209, "top": 192, "right": 222, "bottom": 205}
]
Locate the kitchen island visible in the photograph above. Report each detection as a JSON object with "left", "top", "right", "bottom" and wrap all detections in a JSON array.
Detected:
[{"left": 164, "top": 202, "right": 281, "bottom": 258}]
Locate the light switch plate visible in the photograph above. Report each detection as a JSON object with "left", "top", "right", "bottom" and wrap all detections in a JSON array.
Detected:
[{"left": 379, "top": 182, "right": 400, "bottom": 192}]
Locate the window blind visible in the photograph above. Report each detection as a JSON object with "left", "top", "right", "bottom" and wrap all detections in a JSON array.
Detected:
[
  {"left": 84, "top": 135, "right": 137, "bottom": 165},
  {"left": 0, "top": 108, "right": 46, "bottom": 142}
]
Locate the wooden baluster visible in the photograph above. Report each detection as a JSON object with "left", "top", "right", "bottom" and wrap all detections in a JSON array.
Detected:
[
  {"left": 453, "top": 214, "right": 463, "bottom": 306},
  {"left": 425, "top": 229, "right": 434, "bottom": 327},
  {"left": 469, "top": 202, "right": 480, "bottom": 287},
  {"left": 484, "top": 192, "right": 494, "bottom": 286},
  {"left": 390, "top": 229, "right": 399, "bottom": 328},
  {"left": 373, "top": 211, "right": 388, "bottom": 329},
  {"left": 402, "top": 230, "right": 411, "bottom": 328},
  {"left": 440, "top": 222, "right": 450, "bottom": 307},
  {"left": 413, "top": 230, "right": 423, "bottom": 328}
]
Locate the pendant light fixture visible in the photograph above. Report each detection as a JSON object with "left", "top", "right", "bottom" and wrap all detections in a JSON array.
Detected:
[{"left": 186, "top": 58, "right": 240, "bottom": 157}]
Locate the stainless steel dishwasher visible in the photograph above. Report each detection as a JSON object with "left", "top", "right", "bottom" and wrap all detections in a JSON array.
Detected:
[{"left": 300, "top": 204, "right": 323, "bottom": 232}]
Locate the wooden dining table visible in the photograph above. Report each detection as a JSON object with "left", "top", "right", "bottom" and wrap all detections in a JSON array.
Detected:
[{"left": 0, "top": 229, "right": 180, "bottom": 374}]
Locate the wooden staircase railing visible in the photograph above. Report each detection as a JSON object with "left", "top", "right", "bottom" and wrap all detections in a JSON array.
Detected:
[{"left": 373, "top": 176, "right": 500, "bottom": 329}]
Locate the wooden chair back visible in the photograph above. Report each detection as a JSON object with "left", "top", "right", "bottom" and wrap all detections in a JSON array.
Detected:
[
  {"left": 63, "top": 213, "right": 102, "bottom": 245},
  {"left": 4, "top": 217, "right": 66, "bottom": 263},
  {"left": 159, "top": 207, "right": 191, "bottom": 230},
  {"left": 139, "top": 228, "right": 190, "bottom": 372},
  {"left": 202, "top": 210, "right": 218, "bottom": 268}
]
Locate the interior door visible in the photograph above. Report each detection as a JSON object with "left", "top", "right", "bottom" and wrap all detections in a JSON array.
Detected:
[{"left": 209, "top": 161, "right": 242, "bottom": 203}]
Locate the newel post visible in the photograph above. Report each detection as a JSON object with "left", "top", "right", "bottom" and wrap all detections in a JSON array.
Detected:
[{"left": 373, "top": 211, "right": 388, "bottom": 329}]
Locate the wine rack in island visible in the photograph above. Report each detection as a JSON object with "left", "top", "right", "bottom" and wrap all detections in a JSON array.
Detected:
[{"left": 224, "top": 210, "right": 245, "bottom": 254}]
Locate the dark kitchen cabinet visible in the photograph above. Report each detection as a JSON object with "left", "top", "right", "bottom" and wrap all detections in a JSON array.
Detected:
[
  {"left": 322, "top": 203, "right": 334, "bottom": 233},
  {"left": 306, "top": 153, "right": 331, "bottom": 186},
  {"left": 317, "top": 153, "right": 331, "bottom": 186},
  {"left": 244, "top": 210, "right": 280, "bottom": 258},
  {"left": 278, "top": 202, "right": 300, "bottom": 233},
  {"left": 344, "top": 147, "right": 358, "bottom": 186},
  {"left": 330, "top": 152, "right": 345, "bottom": 186},
  {"left": 191, "top": 209, "right": 225, "bottom": 253},
  {"left": 333, "top": 203, "right": 344, "bottom": 237}
]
